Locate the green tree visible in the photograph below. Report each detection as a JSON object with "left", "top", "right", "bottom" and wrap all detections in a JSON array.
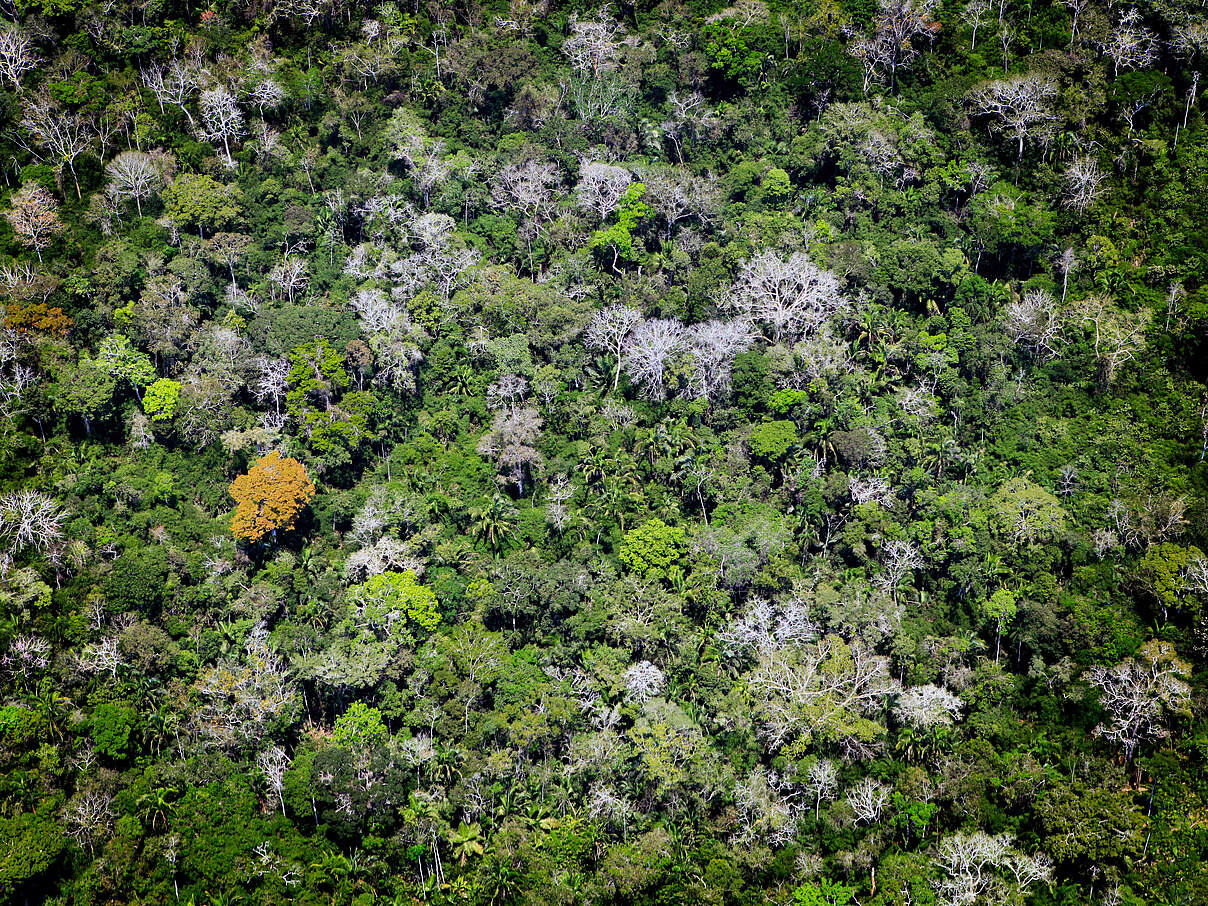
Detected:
[
  {"left": 161, "top": 174, "right": 241, "bottom": 238},
  {"left": 332, "top": 701, "right": 388, "bottom": 749},
  {"left": 91, "top": 702, "right": 139, "bottom": 759},
  {"left": 618, "top": 518, "right": 686, "bottom": 580},
  {"left": 142, "top": 378, "right": 181, "bottom": 421}
]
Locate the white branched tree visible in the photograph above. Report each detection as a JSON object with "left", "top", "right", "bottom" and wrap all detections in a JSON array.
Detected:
[
  {"left": 1085, "top": 640, "right": 1191, "bottom": 761},
  {"left": 726, "top": 251, "right": 845, "bottom": 343},
  {"left": 968, "top": 73, "right": 1058, "bottom": 160}
]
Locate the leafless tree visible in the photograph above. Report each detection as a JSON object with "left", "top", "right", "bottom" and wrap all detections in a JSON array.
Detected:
[
  {"left": 623, "top": 660, "right": 666, "bottom": 703},
  {"left": 850, "top": 0, "right": 939, "bottom": 91},
  {"left": 19, "top": 99, "right": 96, "bottom": 199},
  {"left": 561, "top": 12, "right": 626, "bottom": 76},
  {"left": 968, "top": 73, "right": 1058, "bottom": 160},
  {"left": 545, "top": 475, "right": 576, "bottom": 531},
  {"left": 1062, "top": 0, "right": 1090, "bottom": 46},
  {"left": 719, "top": 594, "right": 819, "bottom": 660},
  {"left": 726, "top": 251, "right": 845, "bottom": 343},
  {"left": 894, "top": 683, "right": 963, "bottom": 729},
  {"left": 477, "top": 407, "right": 545, "bottom": 495},
  {"left": 685, "top": 319, "right": 754, "bottom": 402},
  {"left": 1004, "top": 288, "right": 1064, "bottom": 361},
  {"left": 575, "top": 161, "right": 633, "bottom": 222},
  {"left": 199, "top": 86, "right": 244, "bottom": 166},
  {"left": 935, "top": 831, "right": 1053, "bottom": 906},
  {"left": 733, "top": 767, "right": 803, "bottom": 845},
  {"left": 1086, "top": 640, "right": 1191, "bottom": 761},
  {"left": 64, "top": 790, "right": 116, "bottom": 853},
  {"left": 141, "top": 57, "right": 203, "bottom": 125},
  {"left": 805, "top": 758, "right": 839, "bottom": 819},
  {"left": 246, "top": 76, "right": 286, "bottom": 118},
  {"left": 961, "top": 0, "right": 991, "bottom": 50},
  {"left": 1102, "top": 8, "right": 1158, "bottom": 77},
  {"left": 5, "top": 185, "right": 63, "bottom": 264},
  {"left": 0, "top": 26, "right": 39, "bottom": 90},
  {"left": 846, "top": 776, "right": 891, "bottom": 824},
  {"left": 269, "top": 254, "right": 310, "bottom": 304},
  {"left": 875, "top": 538, "right": 924, "bottom": 598},
  {"left": 106, "top": 151, "right": 165, "bottom": 217},
  {"left": 636, "top": 164, "right": 719, "bottom": 240},
  {"left": 585, "top": 304, "right": 643, "bottom": 391},
  {"left": 623, "top": 317, "right": 686, "bottom": 400},
  {"left": 193, "top": 627, "right": 297, "bottom": 750},
  {"left": 1070, "top": 294, "right": 1151, "bottom": 387},
  {"left": 0, "top": 490, "right": 65, "bottom": 554},
  {"left": 257, "top": 745, "right": 291, "bottom": 815},
  {"left": 1063, "top": 155, "right": 1107, "bottom": 211}
]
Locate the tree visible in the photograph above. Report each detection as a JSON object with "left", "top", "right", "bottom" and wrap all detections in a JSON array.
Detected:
[
  {"left": 575, "top": 161, "right": 633, "bottom": 222},
  {"left": 1004, "top": 288, "right": 1064, "bottom": 361},
  {"left": 727, "top": 251, "right": 845, "bottom": 343},
  {"left": 162, "top": 173, "right": 241, "bottom": 238},
  {"left": 585, "top": 304, "right": 642, "bottom": 391},
  {"left": 589, "top": 183, "right": 651, "bottom": 273},
  {"left": 1069, "top": 294, "right": 1151, "bottom": 387},
  {"left": 618, "top": 518, "right": 686, "bottom": 580},
  {"left": 199, "top": 86, "right": 244, "bottom": 166},
  {"left": 749, "top": 420, "right": 798, "bottom": 461},
  {"left": 20, "top": 98, "right": 95, "bottom": 199},
  {"left": 332, "top": 701, "right": 388, "bottom": 748},
  {"left": 346, "top": 570, "right": 442, "bottom": 640},
  {"left": 105, "top": 151, "right": 165, "bottom": 216},
  {"left": 0, "top": 27, "right": 39, "bottom": 90},
  {"left": 980, "top": 587, "right": 1016, "bottom": 663},
  {"left": 1063, "top": 155, "right": 1107, "bottom": 212},
  {"left": 142, "top": 378, "right": 181, "bottom": 422},
  {"left": 989, "top": 477, "right": 1067, "bottom": 546},
  {"left": 228, "top": 450, "right": 315, "bottom": 543},
  {"left": 1086, "top": 640, "right": 1191, "bottom": 761},
  {"left": 968, "top": 73, "right": 1058, "bottom": 161},
  {"left": 935, "top": 832, "right": 1052, "bottom": 906},
  {"left": 6, "top": 185, "right": 64, "bottom": 263},
  {"left": 623, "top": 318, "right": 686, "bottom": 400}
]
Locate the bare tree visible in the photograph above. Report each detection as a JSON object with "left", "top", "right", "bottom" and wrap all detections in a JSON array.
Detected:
[
  {"left": 106, "top": 151, "right": 165, "bottom": 217},
  {"left": 257, "top": 745, "right": 291, "bottom": 815},
  {"left": 961, "top": 0, "right": 991, "bottom": 50},
  {"left": 6, "top": 185, "right": 63, "bottom": 263},
  {"left": 623, "top": 660, "right": 666, "bottom": 703},
  {"left": 1062, "top": 155, "right": 1107, "bottom": 211},
  {"left": 968, "top": 73, "right": 1058, "bottom": 161},
  {"left": 875, "top": 538, "right": 924, "bottom": 598},
  {"left": 894, "top": 683, "right": 963, "bottom": 729},
  {"left": 0, "top": 490, "right": 65, "bottom": 554},
  {"left": 686, "top": 319, "right": 754, "bottom": 402},
  {"left": 585, "top": 304, "right": 643, "bottom": 391},
  {"left": 575, "top": 161, "right": 633, "bottom": 222},
  {"left": 20, "top": 99, "right": 97, "bottom": 199},
  {"left": 1086, "top": 640, "right": 1191, "bottom": 761},
  {"left": 0, "top": 26, "right": 39, "bottom": 90},
  {"left": 726, "top": 251, "right": 845, "bottom": 343},
  {"left": 269, "top": 254, "right": 310, "bottom": 304},
  {"left": 141, "top": 57, "right": 203, "bottom": 125},
  {"left": 561, "top": 12, "right": 626, "bottom": 76},
  {"left": 64, "top": 790, "right": 116, "bottom": 853},
  {"left": 935, "top": 832, "right": 1053, "bottom": 906},
  {"left": 846, "top": 776, "right": 891, "bottom": 824},
  {"left": 1102, "top": 9, "right": 1158, "bottom": 77},
  {"left": 1070, "top": 294, "right": 1151, "bottom": 387},
  {"left": 623, "top": 317, "right": 686, "bottom": 400},
  {"left": 805, "top": 758, "right": 839, "bottom": 819},
  {"left": 1004, "top": 288, "right": 1064, "bottom": 361},
  {"left": 199, "top": 86, "right": 244, "bottom": 166},
  {"left": 850, "top": 0, "right": 939, "bottom": 91},
  {"left": 635, "top": 164, "right": 720, "bottom": 240}
]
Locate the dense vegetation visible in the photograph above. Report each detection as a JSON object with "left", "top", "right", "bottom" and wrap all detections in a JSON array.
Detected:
[{"left": 1, "top": 0, "right": 1207, "bottom": 903}]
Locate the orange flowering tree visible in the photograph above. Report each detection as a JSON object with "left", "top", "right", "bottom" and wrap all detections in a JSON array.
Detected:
[{"left": 228, "top": 451, "right": 315, "bottom": 543}]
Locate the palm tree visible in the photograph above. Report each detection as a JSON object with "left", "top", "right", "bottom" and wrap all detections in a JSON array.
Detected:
[
  {"left": 448, "top": 822, "right": 484, "bottom": 865},
  {"left": 137, "top": 786, "right": 179, "bottom": 832},
  {"left": 470, "top": 495, "right": 518, "bottom": 554}
]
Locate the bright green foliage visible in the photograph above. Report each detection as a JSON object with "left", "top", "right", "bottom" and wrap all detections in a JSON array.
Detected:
[
  {"left": 91, "top": 702, "right": 139, "bottom": 759},
  {"left": 989, "top": 478, "right": 1067, "bottom": 546},
  {"left": 0, "top": 705, "right": 42, "bottom": 749},
  {"left": 102, "top": 546, "right": 168, "bottom": 613},
  {"left": 332, "top": 701, "right": 388, "bottom": 748},
  {"left": 287, "top": 339, "right": 350, "bottom": 415},
  {"left": 762, "top": 167, "right": 792, "bottom": 202},
  {"left": 980, "top": 587, "right": 1017, "bottom": 662},
  {"left": 618, "top": 518, "right": 686, "bottom": 580},
  {"left": 589, "top": 184, "right": 651, "bottom": 271},
  {"left": 0, "top": 812, "right": 65, "bottom": 896},
  {"left": 1136, "top": 543, "right": 1206, "bottom": 619},
  {"left": 702, "top": 25, "right": 764, "bottom": 88},
  {"left": 141, "top": 378, "right": 180, "bottom": 421},
  {"left": 96, "top": 334, "right": 156, "bottom": 388},
  {"left": 794, "top": 878, "right": 857, "bottom": 906},
  {"left": 749, "top": 420, "right": 799, "bottom": 460},
  {"left": 768, "top": 388, "right": 808, "bottom": 414},
  {"left": 346, "top": 570, "right": 442, "bottom": 637},
  {"left": 161, "top": 174, "right": 240, "bottom": 238}
]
